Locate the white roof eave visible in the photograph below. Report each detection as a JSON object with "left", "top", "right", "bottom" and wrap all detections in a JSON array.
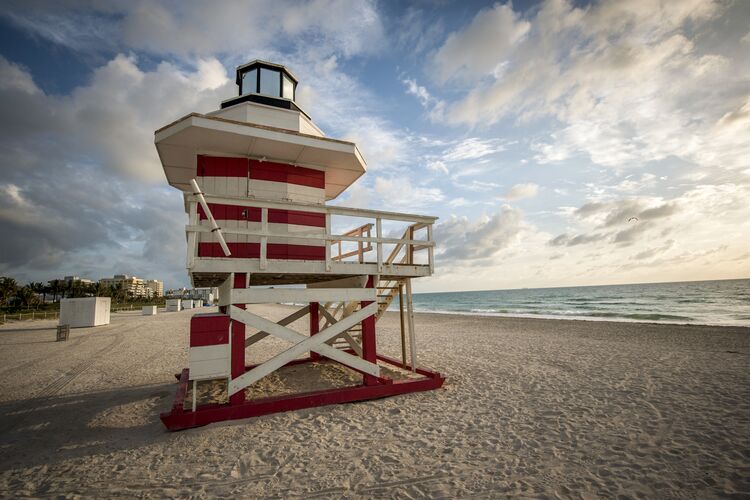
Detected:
[{"left": 155, "top": 114, "right": 366, "bottom": 201}]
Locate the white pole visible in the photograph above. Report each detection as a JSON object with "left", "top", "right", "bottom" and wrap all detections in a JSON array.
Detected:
[
  {"left": 190, "top": 179, "right": 231, "bottom": 257},
  {"left": 325, "top": 213, "right": 332, "bottom": 272},
  {"left": 260, "top": 208, "right": 268, "bottom": 270},
  {"left": 376, "top": 217, "right": 383, "bottom": 273},
  {"left": 405, "top": 278, "right": 417, "bottom": 373}
]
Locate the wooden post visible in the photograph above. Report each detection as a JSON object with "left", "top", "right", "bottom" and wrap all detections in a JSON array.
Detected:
[
  {"left": 405, "top": 278, "right": 417, "bottom": 373},
  {"left": 230, "top": 273, "right": 246, "bottom": 405},
  {"left": 408, "top": 226, "right": 414, "bottom": 265},
  {"left": 325, "top": 213, "right": 332, "bottom": 271},
  {"left": 361, "top": 275, "right": 378, "bottom": 386},
  {"left": 398, "top": 283, "right": 407, "bottom": 365},
  {"left": 310, "top": 302, "right": 320, "bottom": 361},
  {"left": 260, "top": 208, "right": 268, "bottom": 270},
  {"left": 427, "top": 223, "right": 434, "bottom": 274},
  {"left": 376, "top": 218, "right": 383, "bottom": 272}
]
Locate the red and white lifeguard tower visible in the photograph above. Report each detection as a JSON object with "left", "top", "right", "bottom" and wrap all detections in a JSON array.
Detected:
[{"left": 155, "top": 60, "right": 443, "bottom": 430}]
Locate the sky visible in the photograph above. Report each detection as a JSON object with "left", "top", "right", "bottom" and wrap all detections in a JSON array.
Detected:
[{"left": 0, "top": 0, "right": 748, "bottom": 292}]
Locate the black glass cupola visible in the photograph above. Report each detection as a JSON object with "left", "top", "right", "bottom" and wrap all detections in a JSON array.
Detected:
[{"left": 221, "top": 60, "right": 305, "bottom": 115}]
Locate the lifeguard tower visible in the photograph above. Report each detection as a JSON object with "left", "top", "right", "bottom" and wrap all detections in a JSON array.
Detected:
[{"left": 156, "top": 60, "right": 443, "bottom": 430}]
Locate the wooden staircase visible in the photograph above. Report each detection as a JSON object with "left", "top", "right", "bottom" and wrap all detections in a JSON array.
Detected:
[{"left": 321, "top": 223, "right": 424, "bottom": 355}]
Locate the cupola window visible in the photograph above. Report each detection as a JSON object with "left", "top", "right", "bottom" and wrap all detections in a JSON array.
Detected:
[{"left": 259, "top": 68, "right": 281, "bottom": 97}]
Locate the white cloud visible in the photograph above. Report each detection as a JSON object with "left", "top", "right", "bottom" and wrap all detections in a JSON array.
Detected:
[
  {"left": 426, "top": 160, "right": 449, "bottom": 174},
  {"left": 503, "top": 183, "right": 539, "bottom": 201},
  {"left": 433, "top": 3, "right": 530, "bottom": 83},
  {"left": 374, "top": 177, "right": 444, "bottom": 209},
  {"left": 402, "top": 78, "right": 434, "bottom": 107},
  {"left": 0, "top": 57, "right": 38, "bottom": 94},
  {"left": 2, "top": 0, "right": 385, "bottom": 60},
  {"left": 442, "top": 137, "right": 506, "bottom": 162},
  {"left": 432, "top": 0, "right": 750, "bottom": 174},
  {"left": 436, "top": 206, "right": 525, "bottom": 261}
]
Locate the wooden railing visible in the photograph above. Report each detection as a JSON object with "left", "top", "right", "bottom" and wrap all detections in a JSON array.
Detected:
[
  {"left": 331, "top": 223, "right": 373, "bottom": 263},
  {"left": 184, "top": 188, "right": 437, "bottom": 274}
]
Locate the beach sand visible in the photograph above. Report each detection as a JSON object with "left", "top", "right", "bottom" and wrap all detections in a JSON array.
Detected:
[{"left": 0, "top": 305, "right": 748, "bottom": 497}]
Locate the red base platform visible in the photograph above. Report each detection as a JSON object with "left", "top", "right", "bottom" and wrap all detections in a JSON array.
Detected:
[{"left": 160, "top": 354, "right": 444, "bottom": 431}]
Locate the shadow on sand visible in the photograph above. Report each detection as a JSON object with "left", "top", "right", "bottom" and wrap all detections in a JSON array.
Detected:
[{"left": 0, "top": 382, "right": 180, "bottom": 472}]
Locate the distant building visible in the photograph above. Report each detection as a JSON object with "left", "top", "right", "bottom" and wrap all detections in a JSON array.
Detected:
[
  {"left": 165, "top": 287, "right": 217, "bottom": 303},
  {"left": 99, "top": 274, "right": 163, "bottom": 299},
  {"left": 60, "top": 276, "right": 95, "bottom": 285},
  {"left": 144, "top": 279, "right": 164, "bottom": 298}
]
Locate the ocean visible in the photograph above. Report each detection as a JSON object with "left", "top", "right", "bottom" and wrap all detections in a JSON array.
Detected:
[{"left": 399, "top": 279, "right": 750, "bottom": 327}]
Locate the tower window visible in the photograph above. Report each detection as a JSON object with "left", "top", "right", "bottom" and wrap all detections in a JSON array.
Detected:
[
  {"left": 260, "top": 68, "right": 281, "bottom": 97},
  {"left": 241, "top": 68, "right": 257, "bottom": 95},
  {"left": 282, "top": 74, "right": 294, "bottom": 100}
]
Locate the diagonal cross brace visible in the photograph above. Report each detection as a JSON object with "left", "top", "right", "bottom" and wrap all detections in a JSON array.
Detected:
[
  {"left": 228, "top": 303, "right": 379, "bottom": 395},
  {"left": 318, "top": 305, "right": 363, "bottom": 356},
  {"left": 245, "top": 305, "right": 310, "bottom": 347}
]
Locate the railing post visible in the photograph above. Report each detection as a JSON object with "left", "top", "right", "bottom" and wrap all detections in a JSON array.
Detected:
[
  {"left": 427, "top": 223, "right": 434, "bottom": 274},
  {"left": 408, "top": 226, "right": 414, "bottom": 265},
  {"left": 260, "top": 207, "right": 268, "bottom": 270},
  {"left": 325, "top": 213, "right": 332, "bottom": 271},
  {"left": 376, "top": 218, "right": 383, "bottom": 272}
]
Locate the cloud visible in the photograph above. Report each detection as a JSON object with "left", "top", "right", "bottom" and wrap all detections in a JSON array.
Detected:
[
  {"left": 431, "top": 0, "right": 750, "bottom": 174},
  {"left": 373, "top": 177, "right": 444, "bottom": 209},
  {"left": 436, "top": 206, "right": 524, "bottom": 261},
  {"left": 1, "top": 53, "right": 233, "bottom": 183},
  {"left": 0, "top": 57, "right": 38, "bottom": 94},
  {"left": 442, "top": 137, "right": 506, "bottom": 162},
  {"left": 1, "top": 0, "right": 386, "bottom": 60},
  {"left": 433, "top": 3, "right": 530, "bottom": 83},
  {"left": 548, "top": 232, "right": 606, "bottom": 247},
  {"left": 504, "top": 183, "right": 539, "bottom": 201},
  {"left": 426, "top": 160, "right": 449, "bottom": 175},
  {"left": 0, "top": 53, "right": 236, "bottom": 286},
  {"left": 402, "top": 78, "right": 434, "bottom": 107}
]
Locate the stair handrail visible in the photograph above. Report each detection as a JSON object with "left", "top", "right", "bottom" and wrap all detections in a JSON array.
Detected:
[{"left": 330, "top": 223, "right": 373, "bottom": 262}]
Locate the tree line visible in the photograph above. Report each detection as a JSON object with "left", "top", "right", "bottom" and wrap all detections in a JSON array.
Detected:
[{"left": 0, "top": 277, "right": 163, "bottom": 311}]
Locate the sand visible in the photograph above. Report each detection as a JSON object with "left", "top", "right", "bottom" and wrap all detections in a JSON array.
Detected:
[{"left": 0, "top": 305, "right": 748, "bottom": 498}]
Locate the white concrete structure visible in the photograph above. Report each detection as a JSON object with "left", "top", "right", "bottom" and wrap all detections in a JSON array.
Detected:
[
  {"left": 182, "top": 299, "right": 194, "bottom": 310},
  {"left": 142, "top": 306, "right": 157, "bottom": 316},
  {"left": 195, "top": 299, "right": 204, "bottom": 308},
  {"left": 165, "top": 299, "right": 182, "bottom": 312},
  {"left": 59, "top": 297, "right": 111, "bottom": 328}
]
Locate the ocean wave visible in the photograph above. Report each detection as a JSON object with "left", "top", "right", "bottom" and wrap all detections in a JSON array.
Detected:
[{"left": 582, "top": 312, "right": 695, "bottom": 322}]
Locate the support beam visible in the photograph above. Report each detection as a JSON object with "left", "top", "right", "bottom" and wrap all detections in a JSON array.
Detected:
[
  {"left": 310, "top": 301, "right": 320, "bottom": 361},
  {"left": 231, "top": 273, "right": 247, "bottom": 404},
  {"left": 399, "top": 283, "right": 407, "bottom": 365},
  {"left": 405, "top": 278, "right": 417, "bottom": 373},
  {"left": 361, "top": 275, "right": 378, "bottom": 386},
  {"left": 230, "top": 287, "right": 375, "bottom": 304},
  {"left": 228, "top": 303, "right": 380, "bottom": 395}
]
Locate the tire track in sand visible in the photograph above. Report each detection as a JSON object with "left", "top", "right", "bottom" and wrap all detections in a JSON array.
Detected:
[
  {"left": 0, "top": 327, "right": 126, "bottom": 435},
  {"left": 34, "top": 329, "right": 126, "bottom": 399}
]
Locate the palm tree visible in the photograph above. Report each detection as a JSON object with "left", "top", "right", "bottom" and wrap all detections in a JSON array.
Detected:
[
  {"left": 29, "top": 282, "right": 45, "bottom": 304},
  {"left": 17, "top": 285, "right": 39, "bottom": 309},
  {"left": 0, "top": 277, "right": 18, "bottom": 306},
  {"left": 92, "top": 282, "right": 108, "bottom": 297},
  {"left": 50, "top": 279, "right": 62, "bottom": 302}
]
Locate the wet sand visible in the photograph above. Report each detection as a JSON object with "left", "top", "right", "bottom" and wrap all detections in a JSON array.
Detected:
[{"left": 0, "top": 305, "right": 748, "bottom": 497}]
